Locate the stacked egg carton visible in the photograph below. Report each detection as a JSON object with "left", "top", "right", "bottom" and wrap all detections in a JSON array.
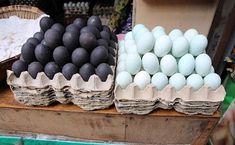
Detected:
[
  {"left": 114, "top": 25, "right": 226, "bottom": 115},
  {"left": 92, "top": 2, "right": 114, "bottom": 26},
  {"left": 7, "top": 16, "right": 118, "bottom": 110},
  {"left": 64, "top": 1, "right": 89, "bottom": 17},
  {"left": 7, "top": 69, "right": 115, "bottom": 110}
]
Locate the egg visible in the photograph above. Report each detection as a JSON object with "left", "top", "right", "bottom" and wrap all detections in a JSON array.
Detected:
[
  {"left": 118, "top": 53, "right": 127, "bottom": 62},
  {"left": 137, "top": 32, "right": 155, "bottom": 54},
  {"left": 172, "top": 36, "right": 189, "bottom": 58},
  {"left": 124, "top": 39, "right": 135, "bottom": 50},
  {"left": 169, "top": 29, "right": 183, "bottom": 41},
  {"left": 125, "top": 54, "right": 142, "bottom": 75},
  {"left": 152, "top": 30, "right": 166, "bottom": 40},
  {"left": 134, "top": 71, "right": 151, "bottom": 89},
  {"left": 151, "top": 72, "right": 168, "bottom": 90},
  {"left": 184, "top": 29, "right": 199, "bottom": 42},
  {"left": 118, "top": 46, "right": 126, "bottom": 55},
  {"left": 117, "top": 61, "right": 126, "bottom": 73},
  {"left": 132, "top": 24, "right": 145, "bottom": 36},
  {"left": 154, "top": 35, "right": 172, "bottom": 57},
  {"left": 187, "top": 74, "right": 204, "bottom": 91},
  {"left": 152, "top": 26, "right": 165, "bottom": 33},
  {"left": 142, "top": 53, "right": 159, "bottom": 74},
  {"left": 189, "top": 34, "right": 208, "bottom": 56},
  {"left": 125, "top": 44, "right": 138, "bottom": 54},
  {"left": 118, "top": 40, "right": 124, "bottom": 48},
  {"left": 210, "top": 66, "right": 215, "bottom": 73},
  {"left": 204, "top": 73, "right": 221, "bottom": 90},
  {"left": 160, "top": 54, "right": 177, "bottom": 76},
  {"left": 116, "top": 71, "right": 133, "bottom": 89},
  {"left": 169, "top": 73, "right": 186, "bottom": 91},
  {"left": 195, "top": 53, "right": 211, "bottom": 76},
  {"left": 134, "top": 28, "right": 149, "bottom": 42},
  {"left": 125, "top": 31, "right": 133, "bottom": 41},
  {"left": 178, "top": 53, "right": 195, "bottom": 76}
]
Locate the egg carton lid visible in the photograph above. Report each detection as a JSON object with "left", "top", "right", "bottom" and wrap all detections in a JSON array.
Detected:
[
  {"left": 115, "top": 83, "right": 226, "bottom": 102},
  {"left": 7, "top": 67, "right": 115, "bottom": 92}
]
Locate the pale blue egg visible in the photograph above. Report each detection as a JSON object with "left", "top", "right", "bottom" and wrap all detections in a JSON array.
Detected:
[
  {"left": 137, "top": 32, "right": 155, "bottom": 54},
  {"left": 204, "top": 73, "right": 221, "bottom": 90},
  {"left": 125, "top": 54, "right": 142, "bottom": 75},
  {"left": 172, "top": 36, "right": 189, "bottom": 58},
  {"left": 190, "top": 34, "right": 208, "bottom": 56},
  {"left": 169, "top": 73, "right": 186, "bottom": 91},
  {"left": 184, "top": 29, "right": 198, "bottom": 42},
  {"left": 195, "top": 53, "right": 211, "bottom": 77},
  {"left": 116, "top": 71, "right": 133, "bottom": 89},
  {"left": 187, "top": 74, "right": 203, "bottom": 91},
  {"left": 160, "top": 54, "right": 177, "bottom": 76},
  {"left": 142, "top": 53, "right": 159, "bottom": 74},
  {"left": 154, "top": 35, "right": 172, "bottom": 57},
  {"left": 178, "top": 53, "right": 195, "bottom": 76},
  {"left": 169, "top": 29, "right": 183, "bottom": 41},
  {"left": 151, "top": 72, "right": 168, "bottom": 90},
  {"left": 134, "top": 71, "right": 151, "bottom": 89}
]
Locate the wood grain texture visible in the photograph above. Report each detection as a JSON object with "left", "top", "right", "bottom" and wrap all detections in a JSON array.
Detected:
[{"left": 0, "top": 87, "right": 220, "bottom": 144}]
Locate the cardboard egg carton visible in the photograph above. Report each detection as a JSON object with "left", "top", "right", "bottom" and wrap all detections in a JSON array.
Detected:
[
  {"left": 7, "top": 66, "right": 115, "bottom": 110},
  {"left": 114, "top": 83, "right": 226, "bottom": 115}
]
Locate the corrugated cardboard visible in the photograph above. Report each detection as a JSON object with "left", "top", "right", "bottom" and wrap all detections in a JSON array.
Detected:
[{"left": 133, "top": 0, "right": 219, "bottom": 35}]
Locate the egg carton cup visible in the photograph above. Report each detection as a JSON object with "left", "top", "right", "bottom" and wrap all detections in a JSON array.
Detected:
[
  {"left": 7, "top": 67, "right": 115, "bottom": 110},
  {"left": 114, "top": 83, "right": 226, "bottom": 115}
]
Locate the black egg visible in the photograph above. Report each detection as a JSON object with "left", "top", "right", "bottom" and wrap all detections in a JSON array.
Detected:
[
  {"left": 40, "top": 16, "right": 54, "bottom": 32},
  {"left": 53, "top": 46, "right": 70, "bottom": 66},
  {"left": 33, "top": 32, "right": 44, "bottom": 42},
  {"left": 108, "top": 54, "right": 115, "bottom": 66},
  {"left": 21, "top": 42, "right": 36, "bottom": 63},
  {"left": 62, "top": 31, "right": 79, "bottom": 52},
  {"left": 80, "top": 26, "right": 101, "bottom": 38},
  {"left": 35, "top": 44, "right": 52, "bottom": 64},
  {"left": 65, "top": 24, "right": 80, "bottom": 34},
  {"left": 87, "top": 15, "right": 102, "bottom": 31},
  {"left": 90, "top": 46, "right": 108, "bottom": 67},
  {"left": 109, "top": 40, "right": 116, "bottom": 48},
  {"left": 41, "top": 39, "right": 48, "bottom": 46},
  {"left": 27, "top": 37, "right": 39, "bottom": 46},
  {"left": 12, "top": 60, "right": 27, "bottom": 77},
  {"left": 73, "top": 18, "right": 86, "bottom": 29},
  {"left": 44, "top": 62, "right": 60, "bottom": 79},
  {"left": 102, "top": 25, "right": 111, "bottom": 34},
  {"left": 97, "top": 39, "right": 109, "bottom": 48},
  {"left": 95, "top": 63, "right": 113, "bottom": 81},
  {"left": 44, "top": 29, "right": 62, "bottom": 49},
  {"left": 100, "top": 31, "right": 110, "bottom": 41},
  {"left": 28, "top": 61, "right": 43, "bottom": 79},
  {"left": 72, "top": 48, "right": 89, "bottom": 67},
  {"left": 79, "top": 32, "right": 97, "bottom": 51},
  {"left": 110, "top": 32, "right": 118, "bottom": 42},
  {"left": 62, "top": 63, "right": 78, "bottom": 80},
  {"left": 79, "top": 63, "right": 95, "bottom": 81},
  {"left": 108, "top": 47, "right": 115, "bottom": 56},
  {"left": 51, "top": 23, "right": 65, "bottom": 34}
]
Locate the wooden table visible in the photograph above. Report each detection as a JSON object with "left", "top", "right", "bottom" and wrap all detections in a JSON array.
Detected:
[{"left": 0, "top": 86, "right": 220, "bottom": 145}]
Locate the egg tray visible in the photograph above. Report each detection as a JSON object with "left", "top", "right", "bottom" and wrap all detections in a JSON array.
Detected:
[
  {"left": 7, "top": 67, "right": 115, "bottom": 110},
  {"left": 114, "top": 84, "right": 226, "bottom": 115}
]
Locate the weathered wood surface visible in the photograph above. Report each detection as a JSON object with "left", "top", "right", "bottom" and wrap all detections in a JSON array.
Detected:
[{"left": 0, "top": 87, "right": 220, "bottom": 144}]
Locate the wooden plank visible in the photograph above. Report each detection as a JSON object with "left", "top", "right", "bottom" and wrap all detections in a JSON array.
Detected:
[
  {"left": 133, "top": 0, "right": 219, "bottom": 35},
  {"left": 0, "top": 87, "right": 220, "bottom": 144}
]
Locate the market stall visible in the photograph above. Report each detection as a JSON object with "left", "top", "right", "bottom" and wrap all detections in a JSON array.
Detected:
[{"left": 0, "top": 0, "right": 232, "bottom": 144}]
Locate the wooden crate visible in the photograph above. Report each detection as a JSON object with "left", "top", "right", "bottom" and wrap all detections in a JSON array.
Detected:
[{"left": 0, "top": 87, "right": 220, "bottom": 144}]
